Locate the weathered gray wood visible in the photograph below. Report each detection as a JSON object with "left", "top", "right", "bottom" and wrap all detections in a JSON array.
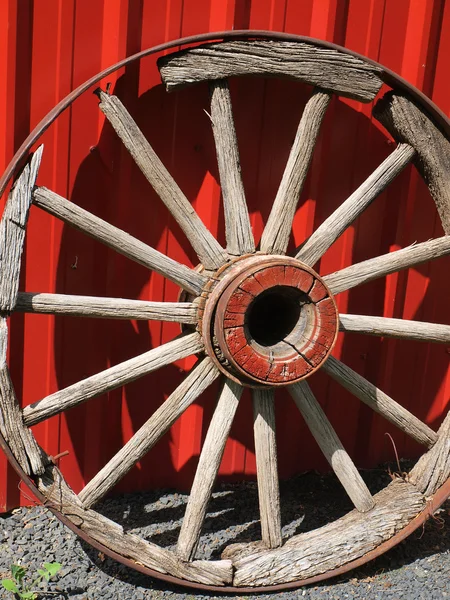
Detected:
[
  {"left": 16, "top": 292, "right": 198, "bottom": 324},
  {"left": 322, "top": 356, "right": 437, "bottom": 447},
  {"left": 209, "top": 80, "right": 254, "bottom": 256},
  {"left": 324, "top": 236, "right": 450, "bottom": 295},
  {"left": 176, "top": 378, "right": 242, "bottom": 561},
  {"left": 409, "top": 410, "right": 450, "bottom": 497},
  {"left": 0, "top": 146, "right": 43, "bottom": 312},
  {"left": 339, "top": 314, "right": 450, "bottom": 344},
  {"left": 79, "top": 358, "right": 219, "bottom": 508},
  {"left": 290, "top": 381, "right": 374, "bottom": 512},
  {"left": 33, "top": 187, "right": 206, "bottom": 296},
  {"left": 23, "top": 332, "right": 203, "bottom": 427},
  {"left": 297, "top": 144, "right": 415, "bottom": 266},
  {"left": 0, "top": 318, "right": 48, "bottom": 475},
  {"left": 158, "top": 41, "right": 384, "bottom": 103},
  {"left": 252, "top": 388, "right": 282, "bottom": 548},
  {"left": 38, "top": 465, "right": 232, "bottom": 585},
  {"left": 260, "top": 89, "right": 331, "bottom": 255},
  {"left": 228, "top": 479, "right": 425, "bottom": 586},
  {"left": 374, "top": 92, "right": 450, "bottom": 234},
  {"left": 96, "top": 90, "right": 228, "bottom": 270}
]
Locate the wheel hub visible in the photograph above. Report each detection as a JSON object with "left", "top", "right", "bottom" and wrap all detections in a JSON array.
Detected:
[{"left": 201, "top": 256, "right": 338, "bottom": 386}]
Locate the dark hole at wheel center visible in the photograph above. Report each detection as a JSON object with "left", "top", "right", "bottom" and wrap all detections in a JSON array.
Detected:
[{"left": 246, "top": 286, "right": 307, "bottom": 347}]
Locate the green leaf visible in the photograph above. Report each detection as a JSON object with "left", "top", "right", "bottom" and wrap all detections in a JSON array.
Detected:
[
  {"left": 37, "top": 568, "right": 50, "bottom": 581},
  {"left": 43, "top": 562, "right": 62, "bottom": 578},
  {"left": 19, "top": 592, "right": 37, "bottom": 600},
  {"left": 1, "top": 578, "right": 19, "bottom": 592},
  {"left": 11, "top": 564, "right": 26, "bottom": 583}
]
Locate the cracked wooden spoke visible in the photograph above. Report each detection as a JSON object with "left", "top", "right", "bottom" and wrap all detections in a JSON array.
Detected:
[
  {"left": 96, "top": 89, "right": 228, "bottom": 270},
  {"left": 324, "top": 236, "right": 450, "bottom": 295},
  {"left": 33, "top": 187, "right": 206, "bottom": 296},
  {"left": 176, "top": 378, "right": 242, "bottom": 561},
  {"left": 79, "top": 357, "right": 219, "bottom": 509},
  {"left": 260, "top": 89, "right": 332, "bottom": 255},
  {"left": 339, "top": 314, "right": 450, "bottom": 344},
  {"left": 22, "top": 332, "right": 203, "bottom": 427},
  {"left": 15, "top": 292, "right": 197, "bottom": 324},
  {"left": 290, "top": 382, "right": 374, "bottom": 512},
  {"left": 252, "top": 388, "right": 282, "bottom": 547},
  {"left": 322, "top": 356, "right": 437, "bottom": 447},
  {"left": 209, "top": 80, "right": 254, "bottom": 256},
  {"left": 296, "top": 144, "right": 415, "bottom": 266}
]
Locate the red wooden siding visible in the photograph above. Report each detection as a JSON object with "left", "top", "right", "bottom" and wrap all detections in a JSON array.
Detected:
[{"left": 0, "top": 0, "right": 449, "bottom": 511}]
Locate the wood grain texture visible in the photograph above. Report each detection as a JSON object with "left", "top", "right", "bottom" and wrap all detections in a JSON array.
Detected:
[
  {"left": 38, "top": 465, "right": 232, "bottom": 585},
  {"left": 0, "top": 146, "right": 42, "bottom": 312},
  {"left": 252, "top": 388, "right": 282, "bottom": 548},
  {"left": 158, "top": 41, "right": 383, "bottom": 102},
  {"left": 209, "top": 80, "right": 254, "bottom": 255},
  {"left": 0, "top": 318, "right": 48, "bottom": 475},
  {"left": 16, "top": 292, "right": 198, "bottom": 324},
  {"left": 339, "top": 314, "right": 450, "bottom": 344},
  {"left": 79, "top": 358, "right": 219, "bottom": 508},
  {"left": 33, "top": 187, "right": 206, "bottom": 296},
  {"left": 296, "top": 144, "right": 415, "bottom": 266},
  {"left": 322, "top": 356, "right": 437, "bottom": 448},
  {"left": 409, "top": 410, "right": 450, "bottom": 497},
  {"left": 374, "top": 91, "right": 450, "bottom": 234},
  {"left": 96, "top": 90, "right": 228, "bottom": 270},
  {"left": 260, "top": 90, "right": 331, "bottom": 255},
  {"left": 227, "top": 479, "right": 425, "bottom": 586},
  {"left": 324, "top": 236, "right": 450, "bottom": 295},
  {"left": 23, "top": 332, "right": 203, "bottom": 427},
  {"left": 290, "top": 381, "right": 374, "bottom": 512},
  {"left": 176, "top": 378, "right": 242, "bottom": 561}
]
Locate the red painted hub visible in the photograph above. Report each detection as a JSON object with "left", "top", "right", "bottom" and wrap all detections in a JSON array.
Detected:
[{"left": 202, "top": 256, "right": 338, "bottom": 386}]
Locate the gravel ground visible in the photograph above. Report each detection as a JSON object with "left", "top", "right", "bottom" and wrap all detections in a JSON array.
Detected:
[{"left": 0, "top": 464, "right": 449, "bottom": 599}]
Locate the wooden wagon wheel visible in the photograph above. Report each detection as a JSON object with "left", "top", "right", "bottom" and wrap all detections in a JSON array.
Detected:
[{"left": 0, "top": 32, "right": 449, "bottom": 591}]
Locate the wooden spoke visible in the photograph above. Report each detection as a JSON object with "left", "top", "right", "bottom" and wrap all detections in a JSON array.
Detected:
[
  {"left": 290, "top": 382, "right": 374, "bottom": 512},
  {"left": 209, "top": 80, "right": 254, "bottom": 256},
  {"left": 322, "top": 356, "right": 437, "bottom": 447},
  {"left": 0, "top": 146, "right": 42, "bottom": 312},
  {"left": 96, "top": 89, "right": 228, "bottom": 270},
  {"left": 339, "top": 314, "right": 450, "bottom": 344},
  {"left": 296, "top": 144, "right": 415, "bottom": 266},
  {"left": 15, "top": 292, "right": 197, "bottom": 324},
  {"left": 374, "top": 92, "right": 450, "bottom": 234},
  {"left": 158, "top": 41, "right": 384, "bottom": 103},
  {"left": 33, "top": 187, "right": 206, "bottom": 296},
  {"left": 324, "top": 235, "right": 450, "bottom": 295},
  {"left": 260, "top": 89, "right": 331, "bottom": 255},
  {"left": 22, "top": 332, "right": 203, "bottom": 427},
  {"left": 79, "top": 357, "right": 219, "bottom": 509},
  {"left": 176, "top": 379, "right": 242, "bottom": 561},
  {"left": 252, "top": 388, "right": 282, "bottom": 547}
]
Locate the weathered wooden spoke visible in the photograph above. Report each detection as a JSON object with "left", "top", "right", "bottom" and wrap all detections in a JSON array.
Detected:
[
  {"left": 33, "top": 187, "right": 206, "bottom": 296},
  {"left": 290, "top": 382, "right": 374, "bottom": 512},
  {"left": 296, "top": 143, "right": 415, "bottom": 266},
  {"left": 176, "top": 378, "right": 242, "bottom": 561},
  {"left": 252, "top": 388, "right": 282, "bottom": 548},
  {"left": 324, "top": 235, "right": 450, "bottom": 296},
  {"left": 96, "top": 89, "right": 228, "bottom": 270},
  {"left": 22, "top": 332, "right": 203, "bottom": 427},
  {"left": 79, "top": 357, "right": 219, "bottom": 509},
  {"left": 15, "top": 291, "right": 197, "bottom": 324},
  {"left": 322, "top": 356, "right": 437, "bottom": 447},
  {"left": 209, "top": 80, "right": 254, "bottom": 256},
  {"left": 260, "top": 89, "right": 331, "bottom": 255},
  {"left": 339, "top": 314, "right": 450, "bottom": 344}
]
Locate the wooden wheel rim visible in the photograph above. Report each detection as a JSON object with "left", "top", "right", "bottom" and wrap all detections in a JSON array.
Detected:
[{"left": 0, "top": 31, "right": 448, "bottom": 591}]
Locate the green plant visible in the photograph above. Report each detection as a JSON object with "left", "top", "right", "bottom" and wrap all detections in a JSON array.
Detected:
[{"left": 1, "top": 562, "right": 62, "bottom": 599}]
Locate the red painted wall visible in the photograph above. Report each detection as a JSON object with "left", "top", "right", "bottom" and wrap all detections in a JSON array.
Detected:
[{"left": 0, "top": 0, "right": 449, "bottom": 512}]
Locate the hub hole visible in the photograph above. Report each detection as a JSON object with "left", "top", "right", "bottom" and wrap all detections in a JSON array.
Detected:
[{"left": 247, "top": 286, "right": 306, "bottom": 347}]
